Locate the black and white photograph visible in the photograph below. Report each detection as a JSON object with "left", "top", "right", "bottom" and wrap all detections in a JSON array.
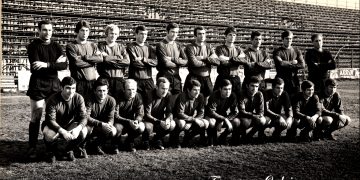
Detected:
[{"left": 0, "top": 0, "right": 359, "bottom": 179}]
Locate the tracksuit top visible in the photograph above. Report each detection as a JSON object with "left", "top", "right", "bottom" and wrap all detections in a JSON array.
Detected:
[
  {"left": 185, "top": 41, "right": 220, "bottom": 77},
  {"left": 156, "top": 38, "right": 188, "bottom": 76},
  {"left": 206, "top": 90, "right": 238, "bottom": 121},
  {"left": 127, "top": 42, "right": 158, "bottom": 80},
  {"left": 243, "top": 47, "right": 273, "bottom": 82},
  {"left": 66, "top": 41, "right": 103, "bottom": 81},
  {"left": 27, "top": 38, "right": 67, "bottom": 79},
  {"left": 144, "top": 89, "right": 173, "bottom": 122},
  {"left": 215, "top": 44, "right": 247, "bottom": 77},
  {"left": 45, "top": 92, "right": 87, "bottom": 131},
  {"left": 85, "top": 95, "right": 116, "bottom": 126},
  {"left": 97, "top": 42, "right": 130, "bottom": 78},
  {"left": 263, "top": 89, "right": 293, "bottom": 119}
]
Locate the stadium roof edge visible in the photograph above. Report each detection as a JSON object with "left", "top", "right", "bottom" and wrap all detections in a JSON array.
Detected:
[{"left": 2, "top": 8, "right": 359, "bottom": 36}]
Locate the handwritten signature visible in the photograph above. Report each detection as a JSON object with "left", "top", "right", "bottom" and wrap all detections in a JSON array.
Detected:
[{"left": 265, "top": 175, "right": 295, "bottom": 180}]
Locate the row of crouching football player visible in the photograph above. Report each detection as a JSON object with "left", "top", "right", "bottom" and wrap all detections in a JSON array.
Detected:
[{"left": 41, "top": 76, "right": 350, "bottom": 162}]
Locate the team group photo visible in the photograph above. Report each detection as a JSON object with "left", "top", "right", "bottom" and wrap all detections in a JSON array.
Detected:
[{"left": 1, "top": 0, "right": 359, "bottom": 179}]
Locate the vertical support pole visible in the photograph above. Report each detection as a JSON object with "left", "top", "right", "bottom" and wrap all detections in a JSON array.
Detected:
[{"left": 351, "top": 49, "right": 353, "bottom": 68}]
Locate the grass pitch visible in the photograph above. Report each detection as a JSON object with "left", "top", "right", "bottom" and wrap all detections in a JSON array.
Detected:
[{"left": 0, "top": 80, "right": 359, "bottom": 179}]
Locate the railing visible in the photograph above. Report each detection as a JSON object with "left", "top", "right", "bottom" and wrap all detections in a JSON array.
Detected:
[{"left": 2, "top": 0, "right": 359, "bottom": 77}]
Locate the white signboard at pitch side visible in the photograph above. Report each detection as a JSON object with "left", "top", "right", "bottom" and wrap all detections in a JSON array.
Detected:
[
  {"left": 58, "top": 70, "right": 71, "bottom": 81},
  {"left": 18, "top": 70, "right": 31, "bottom": 91},
  {"left": 330, "top": 68, "right": 360, "bottom": 79}
]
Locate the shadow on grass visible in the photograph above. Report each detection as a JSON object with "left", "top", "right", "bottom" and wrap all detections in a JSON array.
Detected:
[
  {"left": 0, "top": 140, "right": 48, "bottom": 166},
  {"left": 0, "top": 134, "right": 181, "bottom": 166}
]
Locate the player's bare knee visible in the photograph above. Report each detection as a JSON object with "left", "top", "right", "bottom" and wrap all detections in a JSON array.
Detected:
[
  {"left": 259, "top": 116, "right": 267, "bottom": 126},
  {"left": 232, "top": 118, "right": 241, "bottom": 128},
  {"left": 240, "top": 118, "right": 251, "bottom": 129},
  {"left": 344, "top": 116, "right": 351, "bottom": 126},
  {"left": 114, "top": 123, "right": 123, "bottom": 137},
  {"left": 138, "top": 122, "right": 145, "bottom": 133},
  {"left": 279, "top": 119, "right": 287, "bottom": 130},
  {"left": 227, "top": 123, "right": 233, "bottom": 132},
  {"left": 110, "top": 126, "right": 117, "bottom": 137},
  {"left": 145, "top": 122, "right": 153, "bottom": 133},
  {"left": 208, "top": 118, "right": 216, "bottom": 128},
  {"left": 184, "top": 123, "right": 192, "bottom": 131},
  {"left": 264, "top": 117, "right": 271, "bottom": 127},
  {"left": 316, "top": 116, "right": 323, "bottom": 125},
  {"left": 79, "top": 126, "right": 88, "bottom": 139},
  {"left": 285, "top": 118, "right": 294, "bottom": 129},
  {"left": 202, "top": 119, "right": 209, "bottom": 129},
  {"left": 43, "top": 127, "right": 57, "bottom": 142},
  {"left": 177, "top": 119, "right": 186, "bottom": 130},
  {"left": 322, "top": 116, "right": 333, "bottom": 126},
  {"left": 169, "top": 120, "right": 176, "bottom": 131},
  {"left": 338, "top": 115, "right": 351, "bottom": 128}
]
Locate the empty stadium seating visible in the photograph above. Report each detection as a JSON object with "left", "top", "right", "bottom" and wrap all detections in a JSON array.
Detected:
[{"left": 1, "top": 0, "right": 359, "bottom": 77}]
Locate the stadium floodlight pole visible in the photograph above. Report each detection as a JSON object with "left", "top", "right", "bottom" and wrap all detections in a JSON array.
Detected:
[{"left": 333, "top": 44, "right": 348, "bottom": 64}]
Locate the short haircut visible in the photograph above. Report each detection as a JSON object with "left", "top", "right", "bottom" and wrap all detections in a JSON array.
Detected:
[
  {"left": 38, "top": 20, "right": 52, "bottom": 30},
  {"left": 186, "top": 79, "right": 201, "bottom": 91},
  {"left": 311, "top": 33, "right": 323, "bottom": 42},
  {"left": 61, "top": 76, "right": 76, "bottom": 87},
  {"left": 251, "top": 31, "right": 262, "bottom": 40},
  {"left": 156, "top": 77, "right": 170, "bottom": 86},
  {"left": 219, "top": 79, "right": 232, "bottom": 89},
  {"left": 75, "top": 20, "right": 91, "bottom": 33},
  {"left": 248, "top": 76, "right": 261, "bottom": 85},
  {"left": 281, "top": 30, "right": 293, "bottom": 39},
  {"left": 166, "top": 23, "right": 179, "bottom": 33},
  {"left": 104, "top": 24, "right": 119, "bottom": 36},
  {"left": 224, "top": 26, "right": 236, "bottom": 36},
  {"left": 301, "top": 80, "right": 314, "bottom": 91},
  {"left": 272, "top": 77, "right": 285, "bottom": 87},
  {"left": 125, "top": 79, "right": 137, "bottom": 88},
  {"left": 324, "top": 78, "right": 337, "bottom": 87},
  {"left": 94, "top": 78, "right": 109, "bottom": 90},
  {"left": 135, "top": 25, "right": 147, "bottom": 34},
  {"left": 193, "top": 26, "right": 205, "bottom": 37}
]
